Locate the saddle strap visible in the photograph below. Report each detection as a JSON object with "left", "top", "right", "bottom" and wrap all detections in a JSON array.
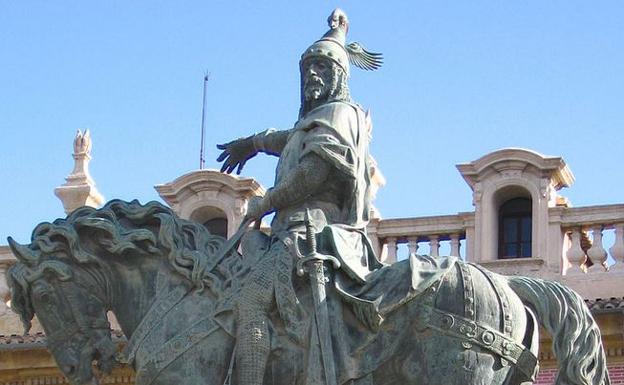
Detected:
[
  {"left": 457, "top": 262, "right": 476, "bottom": 322},
  {"left": 124, "top": 285, "right": 189, "bottom": 365},
  {"left": 469, "top": 263, "right": 514, "bottom": 339},
  {"left": 424, "top": 304, "right": 538, "bottom": 382}
]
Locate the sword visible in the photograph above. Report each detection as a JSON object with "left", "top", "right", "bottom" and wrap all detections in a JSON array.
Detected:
[{"left": 295, "top": 209, "right": 341, "bottom": 385}]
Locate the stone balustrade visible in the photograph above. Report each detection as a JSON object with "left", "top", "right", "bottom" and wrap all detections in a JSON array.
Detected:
[
  {"left": 0, "top": 246, "right": 12, "bottom": 308},
  {"left": 0, "top": 246, "right": 22, "bottom": 335},
  {"left": 368, "top": 214, "right": 471, "bottom": 263},
  {"left": 557, "top": 204, "right": 624, "bottom": 274},
  {"left": 0, "top": 204, "right": 623, "bottom": 320}
]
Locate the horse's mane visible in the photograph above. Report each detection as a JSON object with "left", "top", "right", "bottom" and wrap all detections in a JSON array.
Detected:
[{"left": 8, "top": 199, "right": 236, "bottom": 332}]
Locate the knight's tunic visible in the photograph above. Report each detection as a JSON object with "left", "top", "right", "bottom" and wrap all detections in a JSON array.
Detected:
[{"left": 272, "top": 100, "right": 380, "bottom": 278}]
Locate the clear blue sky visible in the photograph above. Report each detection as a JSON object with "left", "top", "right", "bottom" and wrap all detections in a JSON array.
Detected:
[{"left": 1, "top": 1, "right": 623, "bottom": 243}]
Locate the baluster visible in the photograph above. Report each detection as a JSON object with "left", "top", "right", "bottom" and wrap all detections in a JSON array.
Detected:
[
  {"left": 0, "top": 265, "right": 9, "bottom": 313},
  {"left": 566, "top": 228, "right": 585, "bottom": 274},
  {"left": 450, "top": 234, "right": 461, "bottom": 258},
  {"left": 407, "top": 237, "right": 419, "bottom": 256},
  {"left": 429, "top": 235, "right": 440, "bottom": 257},
  {"left": 609, "top": 224, "right": 624, "bottom": 267},
  {"left": 385, "top": 237, "right": 397, "bottom": 264},
  {"left": 587, "top": 226, "right": 608, "bottom": 271}
]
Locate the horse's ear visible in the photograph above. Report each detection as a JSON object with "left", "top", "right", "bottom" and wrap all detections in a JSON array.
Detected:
[{"left": 8, "top": 237, "right": 35, "bottom": 264}]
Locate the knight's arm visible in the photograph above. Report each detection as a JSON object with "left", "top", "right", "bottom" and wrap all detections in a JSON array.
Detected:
[
  {"left": 252, "top": 128, "right": 291, "bottom": 156},
  {"left": 249, "top": 116, "right": 357, "bottom": 217}
]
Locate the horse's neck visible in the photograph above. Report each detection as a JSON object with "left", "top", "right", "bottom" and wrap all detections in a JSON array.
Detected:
[{"left": 109, "top": 259, "right": 171, "bottom": 339}]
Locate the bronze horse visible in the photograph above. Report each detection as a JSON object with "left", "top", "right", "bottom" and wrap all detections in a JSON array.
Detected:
[{"left": 7, "top": 200, "right": 609, "bottom": 385}]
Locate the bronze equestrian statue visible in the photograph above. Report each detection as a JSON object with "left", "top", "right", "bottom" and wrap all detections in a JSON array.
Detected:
[{"left": 7, "top": 9, "right": 610, "bottom": 385}]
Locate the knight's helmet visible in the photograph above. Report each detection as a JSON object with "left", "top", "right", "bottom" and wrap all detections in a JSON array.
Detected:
[{"left": 300, "top": 8, "right": 383, "bottom": 78}]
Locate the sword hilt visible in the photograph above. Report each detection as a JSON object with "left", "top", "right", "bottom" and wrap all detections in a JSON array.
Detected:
[
  {"left": 295, "top": 209, "right": 340, "bottom": 276},
  {"left": 304, "top": 208, "right": 317, "bottom": 254}
]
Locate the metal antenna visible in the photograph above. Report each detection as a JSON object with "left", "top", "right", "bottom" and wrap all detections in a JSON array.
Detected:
[{"left": 199, "top": 71, "right": 210, "bottom": 169}]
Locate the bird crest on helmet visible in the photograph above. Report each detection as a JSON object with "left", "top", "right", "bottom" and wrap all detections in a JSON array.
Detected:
[{"left": 300, "top": 8, "right": 383, "bottom": 77}]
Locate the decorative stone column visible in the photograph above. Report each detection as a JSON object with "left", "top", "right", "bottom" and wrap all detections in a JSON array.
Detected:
[
  {"left": 565, "top": 228, "right": 586, "bottom": 274},
  {"left": 366, "top": 217, "right": 382, "bottom": 258},
  {"left": 587, "top": 226, "right": 608, "bottom": 271},
  {"left": 449, "top": 234, "right": 461, "bottom": 258},
  {"left": 609, "top": 224, "right": 624, "bottom": 268},
  {"left": 54, "top": 130, "right": 104, "bottom": 214},
  {"left": 407, "top": 237, "right": 419, "bottom": 255},
  {"left": 429, "top": 235, "right": 440, "bottom": 257},
  {"left": 384, "top": 237, "right": 397, "bottom": 264},
  {"left": 0, "top": 264, "right": 8, "bottom": 314},
  {"left": 0, "top": 247, "right": 19, "bottom": 333}
]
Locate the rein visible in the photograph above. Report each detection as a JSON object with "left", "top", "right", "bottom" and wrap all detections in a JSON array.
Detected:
[{"left": 45, "top": 280, "right": 111, "bottom": 350}]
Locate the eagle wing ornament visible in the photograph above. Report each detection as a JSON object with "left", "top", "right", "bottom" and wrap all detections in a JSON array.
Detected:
[
  {"left": 325, "top": 9, "right": 383, "bottom": 72},
  {"left": 346, "top": 42, "right": 383, "bottom": 71}
]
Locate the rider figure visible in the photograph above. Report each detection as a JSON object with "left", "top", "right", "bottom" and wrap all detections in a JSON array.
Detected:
[{"left": 217, "top": 9, "right": 383, "bottom": 385}]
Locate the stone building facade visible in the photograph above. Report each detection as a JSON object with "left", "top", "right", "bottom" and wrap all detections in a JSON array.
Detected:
[{"left": 0, "top": 134, "right": 622, "bottom": 384}]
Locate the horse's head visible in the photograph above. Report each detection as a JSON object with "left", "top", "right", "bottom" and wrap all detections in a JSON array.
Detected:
[
  {"left": 7, "top": 237, "right": 117, "bottom": 385},
  {"left": 6, "top": 199, "right": 236, "bottom": 384}
]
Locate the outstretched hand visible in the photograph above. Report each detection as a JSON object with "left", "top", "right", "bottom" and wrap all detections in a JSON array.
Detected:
[{"left": 216, "top": 137, "right": 256, "bottom": 174}]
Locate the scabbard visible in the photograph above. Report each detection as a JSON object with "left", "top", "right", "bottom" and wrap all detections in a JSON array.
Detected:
[{"left": 309, "top": 260, "right": 338, "bottom": 385}]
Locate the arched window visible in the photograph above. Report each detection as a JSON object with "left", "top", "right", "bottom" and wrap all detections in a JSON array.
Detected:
[
  {"left": 498, "top": 197, "right": 532, "bottom": 259},
  {"left": 190, "top": 206, "right": 228, "bottom": 238},
  {"left": 203, "top": 217, "right": 228, "bottom": 238}
]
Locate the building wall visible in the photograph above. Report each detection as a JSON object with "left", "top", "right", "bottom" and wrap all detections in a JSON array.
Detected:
[{"left": 535, "top": 364, "right": 624, "bottom": 385}]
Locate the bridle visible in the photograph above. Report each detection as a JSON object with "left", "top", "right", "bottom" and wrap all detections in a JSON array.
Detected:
[{"left": 34, "top": 270, "right": 113, "bottom": 361}]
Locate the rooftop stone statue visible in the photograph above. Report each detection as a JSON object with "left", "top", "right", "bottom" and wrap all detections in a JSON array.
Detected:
[{"left": 7, "top": 9, "right": 611, "bottom": 385}]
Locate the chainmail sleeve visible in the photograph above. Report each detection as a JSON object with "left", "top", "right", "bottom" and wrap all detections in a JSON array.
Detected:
[
  {"left": 268, "top": 152, "right": 331, "bottom": 211},
  {"left": 253, "top": 129, "right": 292, "bottom": 156}
]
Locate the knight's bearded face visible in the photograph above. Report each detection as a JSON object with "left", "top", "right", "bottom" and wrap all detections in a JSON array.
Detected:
[{"left": 302, "top": 57, "right": 334, "bottom": 102}]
